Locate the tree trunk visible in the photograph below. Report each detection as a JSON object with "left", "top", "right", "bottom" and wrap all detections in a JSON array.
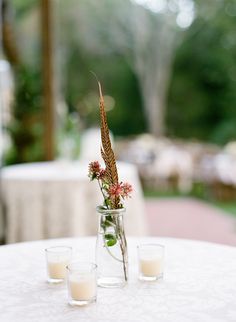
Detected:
[
  {"left": 41, "top": 0, "right": 55, "bottom": 160},
  {"left": 129, "top": 10, "right": 178, "bottom": 137},
  {"left": 142, "top": 86, "right": 166, "bottom": 136}
]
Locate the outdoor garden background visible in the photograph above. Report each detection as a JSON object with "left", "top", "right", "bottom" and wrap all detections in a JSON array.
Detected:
[{"left": 1, "top": 0, "right": 236, "bottom": 244}]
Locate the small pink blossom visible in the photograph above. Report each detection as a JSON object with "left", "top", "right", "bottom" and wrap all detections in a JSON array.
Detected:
[
  {"left": 88, "top": 161, "right": 102, "bottom": 180},
  {"left": 108, "top": 183, "right": 123, "bottom": 199},
  {"left": 107, "top": 182, "right": 133, "bottom": 200},
  {"left": 121, "top": 182, "right": 133, "bottom": 199},
  {"left": 88, "top": 161, "right": 107, "bottom": 181},
  {"left": 98, "top": 169, "right": 106, "bottom": 180}
]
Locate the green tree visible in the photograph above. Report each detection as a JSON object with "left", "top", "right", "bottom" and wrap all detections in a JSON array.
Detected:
[
  {"left": 167, "top": 0, "right": 236, "bottom": 144},
  {"left": 5, "top": 65, "right": 44, "bottom": 164}
]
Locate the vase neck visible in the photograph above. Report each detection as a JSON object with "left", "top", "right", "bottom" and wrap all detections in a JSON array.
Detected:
[{"left": 96, "top": 206, "right": 126, "bottom": 216}]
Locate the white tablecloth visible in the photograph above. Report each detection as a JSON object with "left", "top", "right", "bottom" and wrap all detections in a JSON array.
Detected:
[
  {"left": 0, "top": 237, "right": 236, "bottom": 322},
  {"left": 1, "top": 161, "right": 147, "bottom": 243}
]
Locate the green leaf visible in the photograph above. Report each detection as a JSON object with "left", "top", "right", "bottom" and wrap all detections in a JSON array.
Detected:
[
  {"left": 106, "top": 238, "right": 117, "bottom": 247},
  {"left": 105, "top": 233, "right": 115, "bottom": 240},
  {"left": 104, "top": 216, "right": 114, "bottom": 227}
]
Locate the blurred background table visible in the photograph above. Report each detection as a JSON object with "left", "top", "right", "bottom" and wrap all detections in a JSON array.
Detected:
[
  {"left": 1, "top": 161, "right": 147, "bottom": 243},
  {"left": 0, "top": 236, "right": 236, "bottom": 322}
]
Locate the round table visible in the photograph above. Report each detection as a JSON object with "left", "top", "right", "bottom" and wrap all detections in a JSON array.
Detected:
[
  {"left": 0, "top": 237, "right": 236, "bottom": 322},
  {"left": 1, "top": 161, "right": 147, "bottom": 243}
]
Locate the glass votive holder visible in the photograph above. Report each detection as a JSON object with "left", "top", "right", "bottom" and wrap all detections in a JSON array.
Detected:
[
  {"left": 67, "top": 261, "right": 97, "bottom": 306},
  {"left": 137, "top": 244, "right": 164, "bottom": 281},
  {"left": 45, "top": 246, "right": 72, "bottom": 283}
]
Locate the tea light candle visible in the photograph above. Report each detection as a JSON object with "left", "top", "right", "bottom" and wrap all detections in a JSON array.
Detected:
[
  {"left": 48, "top": 260, "right": 69, "bottom": 279},
  {"left": 45, "top": 246, "right": 72, "bottom": 283},
  {"left": 69, "top": 274, "right": 96, "bottom": 301},
  {"left": 138, "top": 244, "right": 165, "bottom": 281},
  {"left": 140, "top": 257, "right": 163, "bottom": 277},
  {"left": 67, "top": 262, "right": 97, "bottom": 306}
]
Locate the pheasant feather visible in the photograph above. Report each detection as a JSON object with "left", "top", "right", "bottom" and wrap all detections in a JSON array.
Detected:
[{"left": 97, "top": 81, "right": 120, "bottom": 208}]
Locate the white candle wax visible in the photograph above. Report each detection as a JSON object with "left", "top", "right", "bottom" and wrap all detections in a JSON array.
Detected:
[
  {"left": 140, "top": 257, "right": 163, "bottom": 277},
  {"left": 48, "top": 260, "right": 69, "bottom": 279},
  {"left": 69, "top": 274, "right": 96, "bottom": 301}
]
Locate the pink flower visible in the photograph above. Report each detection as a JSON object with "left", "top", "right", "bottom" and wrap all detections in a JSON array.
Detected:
[
  {"left": 108, "top": 183, "right": 123, "bottom": 199},
  {"left": 88, "top": 161, "right": 102, "bottom": 180},
  {"left": 88, "top": 161, "right": 107, "bottom": 181},
  {"left": 108, "top": 182, "right": 133, "bottom": 200},
  {"left": 98, "top": 169, "right": 106, "bottom": 180},
  {"left": 121, "top": 182, "right": 133, "bottom": 199},
  {"left": 89, "top": 161, "right": 101, "bottom": 172}
]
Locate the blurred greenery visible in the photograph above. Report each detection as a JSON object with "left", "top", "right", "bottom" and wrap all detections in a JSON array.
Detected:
[
  {"left": 167, "top": 3, "right": 236, "bottom": 144},
  {"left": 215, "top": 201, "right": 236, "bottom": 217},
  {"left": 64, "top": 45, "right": 147, "bottom": 136},
  {"left": 3, "top": 0, "right": 236, "bottom": 166},
  {"left": 5, "top": 65, "right": 44, "bottom": 164},
  {"left": 12, "top": 0, "right": 36, "bottom": 17},
  {"left": 62, "top": 0, "right": 236, "bottom": 143}
]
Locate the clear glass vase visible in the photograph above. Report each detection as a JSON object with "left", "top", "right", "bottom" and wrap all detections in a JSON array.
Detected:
[{"left": 96, "top": 206, "right": 128, "bottom": 288}]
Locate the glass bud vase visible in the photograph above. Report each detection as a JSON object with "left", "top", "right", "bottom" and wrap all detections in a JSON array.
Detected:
[{"left": 96, "top": 206, "right": 128, "bottom": 288}]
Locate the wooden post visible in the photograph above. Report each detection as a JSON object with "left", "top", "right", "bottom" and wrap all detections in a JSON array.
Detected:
[{"left": 40, "top": 0, "right": 54, "bottom": 160}]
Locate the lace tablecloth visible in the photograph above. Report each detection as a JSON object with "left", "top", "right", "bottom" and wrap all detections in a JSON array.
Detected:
[
  {"left": 0, "top": 237, "right": 236, "bottom": 322},
  {"left": 1, "top": 161, "right": 147, "bottom": 243}
]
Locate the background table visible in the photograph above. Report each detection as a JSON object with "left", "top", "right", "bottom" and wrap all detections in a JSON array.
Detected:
[
  {"left": 0, "top": 237, "right": 236, "bottom": 322},
  {"left": 1, "top": 161, "right": 147, "bottom": 243}
]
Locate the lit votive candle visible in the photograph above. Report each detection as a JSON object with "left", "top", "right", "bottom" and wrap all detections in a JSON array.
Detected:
[
  {"left": 45, "top": 246, "right": 72, "bottom": 283},
  {"left": 138, "top": 244, "right": 164, "bottom": 281},
  {"left": 67, "top": 262, "right": 97, "bottom": 306}
]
